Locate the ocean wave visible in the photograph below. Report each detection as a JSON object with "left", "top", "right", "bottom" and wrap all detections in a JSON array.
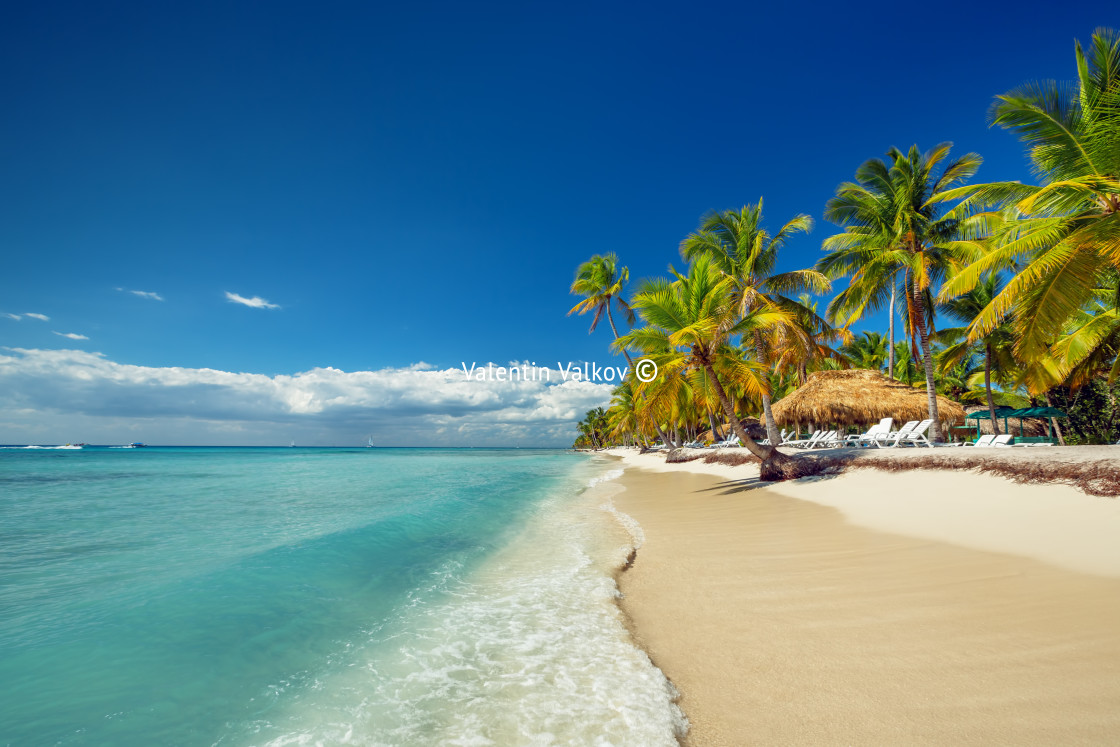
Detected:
[
  {"left": 1, "top": 445, "right": 83, "bottom": 450},
  {"left": 586, "top": 468, "right": 624, "bottom": 488},
  {"left": 601, "top": 499, "right": 645, "bottom": 550},
  {"left": 254, "top": 488, "right": 685, "bottom": 746}
]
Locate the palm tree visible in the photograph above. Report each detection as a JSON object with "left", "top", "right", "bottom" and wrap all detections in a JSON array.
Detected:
[
  {"left": 887, "top": 342, "right": 919, "bottom": 386},
  {"left": 569, "top": 253, "right": 675, "bottom": 447},
  {"left": 568, "top": 253, "right": 637, "bottom": 367},
  {"left": 1049, "top": 269, "right": 1120, "bottom": 384},
  {"left": 615, "top": 256, "right": 801, "bottom": 480},
  {"left": 937, "top": 273, "right": 1018, "bottom": 435},
  {"left": 818, "top": 163, "right": 905, "bottom": 380},
  {"left": 841, "top": 331, "right": 889, "bottom": 370},
  {"left": 606, "top": 381, "right": 641, "bottom": 446},
  {"left": 819, "top": 144, "right": 986, "bottom": 441},
  {"left": 766, "top": 293, "right": 849, "bottom": 387},
  {"left": 936, "top": 28, "right": 1120, "bottom": 362},
  {"left": 679, "top": 201, "right": 829, "bottom": 443},
  {"left": 892, "top": 341, "right": 922, "bottom": 387}
]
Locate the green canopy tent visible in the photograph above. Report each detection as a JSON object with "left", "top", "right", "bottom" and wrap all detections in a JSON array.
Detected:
[
  {"left": 1006, "top": 406, "right": 1068, "bottom": 440},
  {"left": 964, "top": 406, "right": 1019, "bottom": 438}
]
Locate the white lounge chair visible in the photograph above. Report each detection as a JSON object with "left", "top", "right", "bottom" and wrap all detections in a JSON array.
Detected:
[
  {"left": 812, "top": 430, "right": 846, "bottom": 449},
  {"left": 846, "top": 418, "right": 893, "bottom": 447},
  {"left": 803, "top": 430, "right": 834, "bottom": 449},
  {"left": 900, "top": 419, "right": 935, "bottom": 447},
  {"left": 877, "top": 420, "right": 933, "bottom": 448},
  {"left": 964, "top": 434, "right": 996, "bottom": 447},
  {"left": 784, "top": 430, "right": 825, "bottom": 449},
  {"left": 759, "top": 428, "right": 789, "bottom": 447},
  {"left": 870, "top": 420, "right": 917, "bottom": 448},
  {"left": 779, "top": 429, "right": 818, "bottom": 448},
  {"left": 713, "top": 435, "right": 741, "bottom": 448},
  {"left": 991, "top": 434, "right": 1013, "bottom": 448}
]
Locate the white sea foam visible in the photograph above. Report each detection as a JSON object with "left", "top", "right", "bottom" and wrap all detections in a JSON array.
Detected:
[
  {"left": 601, "top": 499, "right": 645, "bottom": 550},
  {"left": 1, "top": 444, "right": 83, "bottom": 449},
  {"left": 253, "top": 477, "right": 686, "bottom": 746},
  {"left": 586, "top": 468, "right": 623, "bottom": 488}
]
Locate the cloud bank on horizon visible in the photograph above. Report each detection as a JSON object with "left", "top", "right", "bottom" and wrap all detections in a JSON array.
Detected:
[{"left": 0, "top": 348, "right": 613, "bottom": 446}]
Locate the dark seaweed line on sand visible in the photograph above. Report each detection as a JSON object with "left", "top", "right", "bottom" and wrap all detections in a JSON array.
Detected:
[{"left": 676, "top": 449, "right": 1120, "bottom": 498}]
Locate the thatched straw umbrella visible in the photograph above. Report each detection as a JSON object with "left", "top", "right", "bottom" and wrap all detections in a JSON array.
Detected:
[
  {"left": 770, "top": 369, "right": 966, "bottom": 436},
  {"left": 963, "top": 406, "right": 1048, "bottom": 438}
]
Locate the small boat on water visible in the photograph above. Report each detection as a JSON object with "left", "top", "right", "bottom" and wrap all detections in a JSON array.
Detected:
[
  {"left": 127, "top": 442, "right": 146, "bottom": 448},
  {"left": 367, "top": 436, "right": 375, "bottom": 448}
]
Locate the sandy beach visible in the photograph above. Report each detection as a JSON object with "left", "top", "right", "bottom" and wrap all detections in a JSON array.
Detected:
[{"left": 603, "top": 447, "right": 1120, "bottom": 745}]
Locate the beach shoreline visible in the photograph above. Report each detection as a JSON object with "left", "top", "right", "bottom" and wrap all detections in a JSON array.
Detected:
[{"left": 600, "top": 447, "right": 1120, "bottom": 745}]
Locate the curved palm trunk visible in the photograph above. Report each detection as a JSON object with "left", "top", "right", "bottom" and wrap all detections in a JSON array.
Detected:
[
  {"left": 700, "top": 361, "right": 797, "bottom": 480},
  {"left": 753, "top": 331, "right": 781, "bottom": 444},
  {"left": 605, "top": 304, "right": 635, "bottom": 369},
  {"left": 984, "top": 344, "right": 1000, "bottom": 437},
  {"left": 911, "top": 280, "right": 943, "bottom": 442}
]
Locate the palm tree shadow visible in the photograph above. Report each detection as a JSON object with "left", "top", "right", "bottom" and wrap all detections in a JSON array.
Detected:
[
  {"left": 698, "top": 477, "right": 773, "bottom": 495},
  {"left": 698, "top": 465, "right": 849, "bottom": 495}
]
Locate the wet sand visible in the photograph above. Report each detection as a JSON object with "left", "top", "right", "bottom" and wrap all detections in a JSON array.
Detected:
[{"left": 610, "top": 467, "right": 1120, "bottom": 745}]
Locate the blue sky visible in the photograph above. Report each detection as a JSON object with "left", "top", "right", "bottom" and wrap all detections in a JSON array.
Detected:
[{"left": 0, "top": 1, "right": 1108, "bottom": 445}]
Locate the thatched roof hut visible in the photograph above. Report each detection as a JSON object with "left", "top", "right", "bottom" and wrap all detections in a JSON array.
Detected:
[{"left": 770, "top": 369, "right": 966, "bottom": 428}]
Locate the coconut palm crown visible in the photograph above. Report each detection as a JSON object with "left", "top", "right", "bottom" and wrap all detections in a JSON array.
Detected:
[
  {"left": 568, "top": 253, "right": 637, "bottom": 365},
  {"left": 679, "top": 200, "right": 830, "bottom": 443},
  {"left": 936, "top": 28, "right": 1120, "bottom": 362},
  {"left": 818, "top": 143, "right": 986, "bottom": 441},
  {"left": 614, "top": 255, "right": 802, "bottom": 479}
]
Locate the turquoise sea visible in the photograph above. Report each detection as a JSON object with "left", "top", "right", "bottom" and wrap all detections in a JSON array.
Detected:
[{"left": 0, "top": 446, "right": 684, "bottom": 746}]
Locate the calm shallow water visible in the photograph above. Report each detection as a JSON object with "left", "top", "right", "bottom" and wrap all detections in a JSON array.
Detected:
[{"left": 0, "top": 447, "right": 683, "bottom": 745}]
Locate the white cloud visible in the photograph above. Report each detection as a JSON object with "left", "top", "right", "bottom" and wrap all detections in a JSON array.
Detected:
[
  {"left": 126, "top": 290, "right": 164, "bottom": 301},
  {"left": 24, "top": 313, "right": 49, "bottom": 321},
  {"left": 225, "top": 292, "right": 280, "bottom": 309},
  {"left": 3, "top": 313, "right": 20, "bottom": 321},
  {"left": 52, "top": 332, "right": 89, "bottom": 340},
  {"left": 0, "top": 349, "right": 615, "bottom": 446}
]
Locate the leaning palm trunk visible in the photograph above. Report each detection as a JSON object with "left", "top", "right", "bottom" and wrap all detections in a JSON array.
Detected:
[
  {"left": 700, "top": 362, "right": 797, "bottom": 480},
  {"left": 754, "top": 331, "right": 781, "bottom": 444},
  {"left": 912, "top": 281, "right": 943, "bottom": 442},
  {"left": 605, "top": 306, "right": 634, "bottom": 369},
  {"left": 984, "top": 345, "right": 999, "bottom": 436}
]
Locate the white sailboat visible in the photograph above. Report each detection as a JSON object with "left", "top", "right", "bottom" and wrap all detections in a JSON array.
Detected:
[{"left": 367, "top": 436, "right": 375, "bottom": 448}]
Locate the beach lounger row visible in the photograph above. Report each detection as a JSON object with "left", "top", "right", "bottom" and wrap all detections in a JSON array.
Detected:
[
  {"left": 964, "top": 434, "right": 1055, "bottom": 447},
  {"left": 673, "top": 419, "right": 1062, "bottom": 451}
]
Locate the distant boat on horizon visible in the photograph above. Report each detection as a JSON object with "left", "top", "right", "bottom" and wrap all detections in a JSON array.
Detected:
[
  {"left": 367, "top": 436, "right": 375, "bottom": 448},
  {"left": 290, "top": 440, "right": 296, "bottom": 448}
]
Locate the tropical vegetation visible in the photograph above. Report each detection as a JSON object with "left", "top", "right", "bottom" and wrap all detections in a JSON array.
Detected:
[{"left": 567, "top": 28, "right": 1120, "bottom": 467}]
